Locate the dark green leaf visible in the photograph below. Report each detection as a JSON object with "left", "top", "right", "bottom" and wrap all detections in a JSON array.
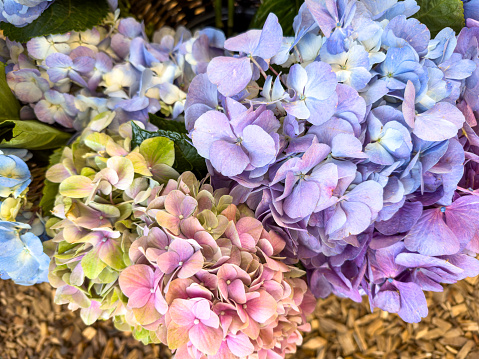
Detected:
[
  {"left": 0, "top": 0, "right": 109, "bottom": 43},
  {"left": 40, "top": 147, "right": 64, "bottom": 214},
  {"left": 413, "top": 0, "right": 465, "bottom": 37},
  {"left": 131, "top": 122, "right": 207, "bottom": 177},
  {"left": 0, "top": 119, "right": 71, "bottom": 150},
  {"left": 250, "top": 0, "right": 303, "bottom": 36},
  {"left": 0, "top": 63, "right": 20, "bottom": 122},
  {"left": 149, "top": 113, "right": 187, "bottom": 133}
]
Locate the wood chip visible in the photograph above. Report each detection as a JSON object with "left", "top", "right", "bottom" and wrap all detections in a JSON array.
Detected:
[{"left": 1, "top": 270, "right": 478, "bottom": 359}]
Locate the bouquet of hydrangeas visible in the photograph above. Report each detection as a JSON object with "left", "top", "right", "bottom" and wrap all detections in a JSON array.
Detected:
[{"left": 2, "top": 0, "right": 479, "bottom": 358}]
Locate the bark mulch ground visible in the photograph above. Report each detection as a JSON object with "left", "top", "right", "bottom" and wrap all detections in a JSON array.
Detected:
[{"left": 1, "top": 275, "right": 478, "bottom": 359}]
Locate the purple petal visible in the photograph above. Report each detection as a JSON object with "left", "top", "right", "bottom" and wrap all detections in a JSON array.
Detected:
[
  {"left": 284, "top": 180, "right": 319, "bottom": 219},
  {"left": 396, "top": 281, "right": 428, "bottom": 323},
  {"left": 209, "top": 140, "right": 250, "bottom": 176},
  {"left": 207, "top": 57, "right": 252, "bottom": 97},
  {"left": 241, "top": 125, "right": 276, "bottom": 168},
  {"left": 414, "top": 102, "right": 465, "bottom": 141},
  {"left": 375, "top": 201, "right": 423, "bottom": 235},
  {"left": 253, "top": 13, "right": 283, "bottom": 59},
  {"left": 191, "top": 111, "right": 235, "bottom": 159},
  {"left": 404, "top": 208, "right": 460, "bottom": 256}
]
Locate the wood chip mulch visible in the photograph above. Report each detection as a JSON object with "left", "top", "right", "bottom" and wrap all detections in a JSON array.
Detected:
[{"left": 1, "top": 276, "right": 478, "bottom": 359}]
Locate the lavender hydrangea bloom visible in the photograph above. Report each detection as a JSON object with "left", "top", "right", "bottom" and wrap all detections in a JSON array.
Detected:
[
  {"left": 404, "top": 196, "right": 479, "bottom": 256},
  {"left": 463, "top": 0, "right": 479, "bottom": 20},
  {"left": 402, "top": 81, "right": 465, "bottom": 141},
  {"left": 207, "top": 13, "right": 283, "bottom": 97},
  {"left": 305, "top": 0, "right": 357, "bottom": 55},
  {"left": 283, "top": 61, "right": 338, "bottom": 125},
  {"left": 369, "top": 242, "right": 428, "bottom": 323},
  {"left": 382, "top": 15, "right": 430, "bottom": 57},
  {"left": 191, "top": 100, "right": 279, "bottom": 176},
  {"left": 7, "top": 69, "right": 50, "bottom": 103},
  {"left": 34, "top": 90, "right": 78, "bottom": 127},
  {"left": 375, "top": 46, "right": 424, "bottom": 93},
  {"left": 320, "top": 44, "right": 372, "bottom": 90},
  {"left": 45, "top": 52, "right": 95, "bottom": 87},
  {"left": 0, "top": 0, "right": 54, "bottom": 27}
]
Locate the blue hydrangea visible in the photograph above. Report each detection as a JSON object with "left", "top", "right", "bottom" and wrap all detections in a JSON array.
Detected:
[
  {"left": 0, "top": 152, "right": 31, "bottom": 198},
  {"left": 0, "top": 0, "right": 55, "bottom": 27},
  {"left": 0, "top": 221, "right": 49, "bottom": 285}
]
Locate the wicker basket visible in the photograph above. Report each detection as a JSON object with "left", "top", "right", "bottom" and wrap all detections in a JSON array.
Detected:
[{"left": 129, "top": 0, "right": 260, "bottom": 33}]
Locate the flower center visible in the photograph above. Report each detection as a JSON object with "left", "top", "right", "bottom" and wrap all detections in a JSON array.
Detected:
[
  {"left": 243, "top": 304, "right": 247, "bottom": 309},
  {"left": 102, "top": 237, "right": 108, "bottom": 243},
  {"left": 386, "top": 72, "right": 394, "bottom": 78},
  {"left": 179, "top": 215, "right": 184, "bottom": 219},
  {"left": 235, "top": 137, "right": 243, "bottom": 145},
  {"left": 150, "top": 288, "right": 155, "bottom": 293},
  {"left": 226, "top": 280, "right": 231, "bottom": 285},
  {"left": 178, "top": 261, "right": 183, "bottom": 266},
  {"left": 299, "top": 94, "right": 306, "bottom": 101},
  {"left": 388, "top": 278, "right": 393, "bottom": 283},
  {"left": 440, "top": 207, "right": 446, "bottom": 213},
  {"left": 194, "top": 319, "right": 200, "bottom": 325},
  {"left": 220, "top": 311, "right": 225, "bottom": 316}
]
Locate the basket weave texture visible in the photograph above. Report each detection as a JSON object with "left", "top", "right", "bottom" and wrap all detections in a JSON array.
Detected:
[{"left": 129, "top": 0, "right": 260, "bottom": 30}]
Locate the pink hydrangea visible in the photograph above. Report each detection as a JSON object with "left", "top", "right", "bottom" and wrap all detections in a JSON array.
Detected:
[{"left": 117, "top": 172, "right": 315, "bottom": 358}]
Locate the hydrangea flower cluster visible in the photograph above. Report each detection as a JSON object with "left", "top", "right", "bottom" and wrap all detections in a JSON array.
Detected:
[
  {"left": 46, "top": 122, "right": 314, "bottom": 357},
  {"left": 0, "top": 149, "right": 50, "bottom": 285},
  {"left": 0, "top": 0, "right": 54, "bottom": 27},
  {"left": 4, "top": 12, "right": 225, "bottom": 131},
  {"left": 185, "top": 1, "right": 479, "bottom": 323}
]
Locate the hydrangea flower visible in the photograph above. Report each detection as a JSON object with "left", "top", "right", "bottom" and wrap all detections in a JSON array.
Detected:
[
  {"left": 0, "top": 222, "right": 49, "bottom": 285},
  {"left": 0, "top": 0, "right": 55, "bottom": 27},
  {"left": 184, "top": 0, "right": 479, "bottom": 326},
  {"left": 48, "top": 170, "right": 314, "bottom": 358},
  {"left": 0, "top": 152, "right": 31, "bottom": 198}
]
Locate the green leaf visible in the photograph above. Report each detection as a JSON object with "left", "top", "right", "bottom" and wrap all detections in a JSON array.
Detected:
[
  {"left": 0, "top": 120, "right": 71, "bottom": 150},
  {"left": 0, "top": 0, "right": 109, "bottom": 43},
  {"left": 131, "top": 122, "right": 207, "bottom": 177},
  {"left": 413, "top": 0, "right": 465, "bottom": 37},
  {"left": 0, "top": 63, "right": 20, "bottom": 122},
  {"left": 40, "top": 147, "right": 64, "bottom": 214},
  {"left": 250, "top": 0, "right": 303, "bottom": 36},
  {"left": 149, "top": 113, "right": 187, "bottom": 133}
]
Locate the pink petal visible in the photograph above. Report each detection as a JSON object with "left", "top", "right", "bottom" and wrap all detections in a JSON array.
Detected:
[
  {"left": 169, "top": 238, "right": 195, "bottom": 262},
  {"left": 246, "top": 291, "right": 277, "bottom": 323},
  {"left": 191, "top": 298, "right": 212, "bottom": 321},
  {"left": 180, "top": 195, "right": 198, "bottom": 218},
  {"left": 165, "top": 190, "right": 186, "bottom": 215},
  {"left": 178, "top": 250, "right": 204, "bottom": 279},
  {"left": 127, "top": 288, "right": 152, "bottom": 308},
  {"left": 228, "top": 278, "right": 247, "bottom": 304},
  {"left": 156, "top": 211, "right": 181, "bottom": 235},
  {"left": 226, "top": 332, "right": 255, "bottom": 357},
  {"left": 157, "top": 251, "right": 180, "bottom": 274},
  {"left": 189, "top": 322, "right": 223, "bottom": 355},
  {"left": 118, "top": 264, "right": 154, "bottom": 296},
  {"left": 169, "top": 299, "right": 196, "bottom": 326}
]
